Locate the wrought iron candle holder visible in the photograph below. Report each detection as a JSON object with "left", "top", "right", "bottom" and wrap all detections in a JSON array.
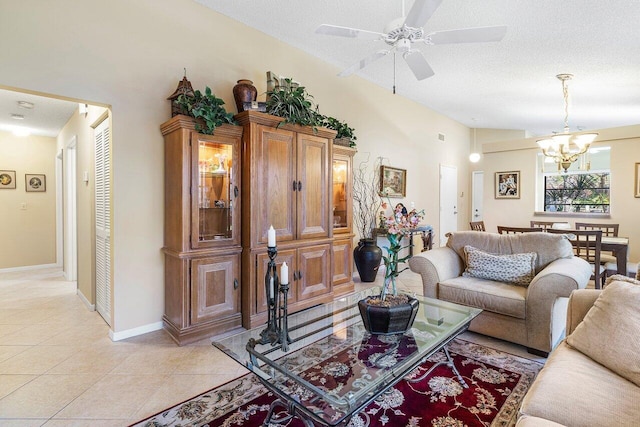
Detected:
[
  {"left": 278, "top": 278, "right": 291, "bottom": 352},
  {"left": 259, "top": 246, "right": 280, "bottom": 345}
]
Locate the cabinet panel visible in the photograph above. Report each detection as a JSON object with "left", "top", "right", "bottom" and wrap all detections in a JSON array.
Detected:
[
  {"left": 255, "top": 249, "right": 297, "bottom": 314},
  {"left": 297, "top": 134, "right": 329, "bottom": 239},
  {"left": 297, "top": 244, "right": 331, "bottom": 300},
  {"left": 191, "top": 254, "right": 240, "bottom": 325},
  {"left": 256, "top": 125, "right": 296, "bottom": 243}
]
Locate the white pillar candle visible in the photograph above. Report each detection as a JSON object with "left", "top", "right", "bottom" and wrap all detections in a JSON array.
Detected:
[
  {"left": 269, "top": 276, "right": 274, "bottom": 300},
  {"left": 268, "top": 225, "right": 276, "bottom": 247},
  {"left": 281, "top": 262, "right": 289, "bottom": 285}
]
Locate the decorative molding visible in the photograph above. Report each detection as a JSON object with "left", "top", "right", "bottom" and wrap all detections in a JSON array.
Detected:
[{"left": 0, "top": 263, "right": 59, "bottom": 274}]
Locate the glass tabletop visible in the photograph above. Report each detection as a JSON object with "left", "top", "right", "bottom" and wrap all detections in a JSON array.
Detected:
[{"left": 213, "top": 287, "right": 481, "bottom": 425}]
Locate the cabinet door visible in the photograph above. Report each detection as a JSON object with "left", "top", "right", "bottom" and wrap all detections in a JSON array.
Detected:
[
  {"left": 297, "top": 244, "right": 331, "bottom": 301},
  {"left": 191, "top": 132, "right": 241, "bottom": 248},
  {"left": 255, "top": 125, "right": 296, "bottom": 244},
  {"left": 332, "top": 238, "right": 353, "bottom": 286},
  {"left": 255, "top": 249, "right": 297, "bottom": 314},
  {"left": 332, "top": 147, "right": 354, "bottom": 234},
  {"left": 190, "top": 254, "right": 240, "bottom": 325},
  {"left": 297, "top": 133, "right": 329, "bottom": 239}
]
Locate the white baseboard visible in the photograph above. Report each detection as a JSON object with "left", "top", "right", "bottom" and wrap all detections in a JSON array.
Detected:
[
  {"left": 0, "top": 263, "right": 60, "bottom": 274},
  {"left": 76, "top": 289, "right": 95, "bottom": 311},
  {"left": 109, "top": 321, "right": 164, "bottom": 342}
]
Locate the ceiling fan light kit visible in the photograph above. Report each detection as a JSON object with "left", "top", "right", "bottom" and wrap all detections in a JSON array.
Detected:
[
  {"left": 315, "top": 0, "right": 507, "bottom": 82},
  {"left": 537, "top": 74, "right": 598, "bottom": 172}
]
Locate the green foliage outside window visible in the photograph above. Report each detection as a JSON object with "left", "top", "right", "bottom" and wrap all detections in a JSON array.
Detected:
[{"left": 544, "top": 172, "right": 610, "bottom": 213}]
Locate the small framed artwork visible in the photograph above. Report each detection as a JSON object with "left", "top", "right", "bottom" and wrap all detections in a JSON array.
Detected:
[
  {"left": 25, "top": 174, "right": 46, "bottom": 192},
  {"left": 635, "top": 163, "right": 640, "bottom": 198},
  {"left": 379, "top": 165, "right": 406, "bottom": 198},
  {"left": 495, "top": 171, "right": 520, "bottom": 199},
  {"left": 0, "top": 170, "right": 16, "bottom": 189}
]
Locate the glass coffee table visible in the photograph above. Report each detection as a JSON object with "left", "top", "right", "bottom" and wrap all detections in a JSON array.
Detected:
[{"left": 213, "top": 287, "right": 481, "bottom": 426}]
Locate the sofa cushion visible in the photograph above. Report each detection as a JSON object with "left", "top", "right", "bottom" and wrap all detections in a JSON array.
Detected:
[
  {"left": 447, "top": 231, "right": 573, "bottom": 273},
  {"left": 439, "top": 276, "right": 527, "bottom": 319},
  {"left": 566, "top": 280, "right": 640, "bottom": 387},
  {"left": 519, "top": 341, "right": 640, "bottom": 426},
  {"left": 463, "top": 245, "right": 536, "bottom": 286}
]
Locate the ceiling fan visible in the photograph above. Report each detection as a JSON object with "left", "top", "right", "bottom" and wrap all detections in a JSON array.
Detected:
[{"left": 315, "top": 0, "right": 507, "bottom": 81}]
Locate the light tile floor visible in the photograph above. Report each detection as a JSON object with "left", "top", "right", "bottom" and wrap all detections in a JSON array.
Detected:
[{"left": 0, "top": 267, "right": 544, "bottom": 426}]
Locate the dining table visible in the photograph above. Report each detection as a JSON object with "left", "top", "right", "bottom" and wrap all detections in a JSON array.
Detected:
[{"left": 601, "top": 236, "right": 630, "bottom": 276}]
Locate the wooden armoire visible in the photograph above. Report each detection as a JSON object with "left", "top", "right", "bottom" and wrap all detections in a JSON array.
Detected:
[{"left": 161, "top": 112, "right": 355, "bottom": 342}]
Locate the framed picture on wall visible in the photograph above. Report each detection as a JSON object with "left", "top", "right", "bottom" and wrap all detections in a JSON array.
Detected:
[
  {"left": 635, "top": 163, "right": 640, "bottom": 198},
  {"left": 25, "top": 174, "right": 46, "bottom": 192},
  {"left": 0, "top": 170, "right": 16, "bottom": 189},
  {"left": 495, "top": 170, "right": 520, "bottom": 199},
  {"left": 379, "top": 165, "right": 406, "bottom": 198}
]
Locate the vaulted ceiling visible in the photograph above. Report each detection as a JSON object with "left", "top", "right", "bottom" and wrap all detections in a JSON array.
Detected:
[{"left": 196, "top": 0, "right": 640, "bottom": 136}]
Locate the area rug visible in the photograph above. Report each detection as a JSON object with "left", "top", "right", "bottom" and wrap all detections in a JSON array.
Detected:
[{"left": 132, "top": 339, "right": 542, "bottom": 427}]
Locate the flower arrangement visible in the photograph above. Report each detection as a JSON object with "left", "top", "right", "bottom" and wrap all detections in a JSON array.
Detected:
[{"left": 378, "top": 201, "right": 425, "bottom": 301}]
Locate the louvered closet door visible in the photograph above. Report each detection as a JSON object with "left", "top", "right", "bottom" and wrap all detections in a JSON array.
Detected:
[{"left": 95, "top": 118, "right": 112, "bottom": 325}]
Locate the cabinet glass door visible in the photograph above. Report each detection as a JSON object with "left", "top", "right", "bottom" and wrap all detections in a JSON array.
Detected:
[
  {"left": 332, "top": 158, "right": 349, "bottom": 230},
  {"left": 193, "top": 133, "right": 239, "bottom": 247}
]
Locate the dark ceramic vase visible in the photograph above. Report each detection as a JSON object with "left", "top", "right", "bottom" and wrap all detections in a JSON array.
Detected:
[
  {"left": 233, "top": 79, "right": 257, "bottom": 113},
  {"left": 358, "top": 295, "right": 420, "bottom": 335},
  {"left": 353, "top": 238, "right": 382, "bottom": 282}
]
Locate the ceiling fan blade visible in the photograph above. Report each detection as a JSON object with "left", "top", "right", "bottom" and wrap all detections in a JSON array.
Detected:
[
  {"left": 338, "top": 50, "right": 390, "bottom": 77},
  {"left": 426, "top": 25, "right": 507, "bottom": 44},
  {"left": 403, "top": 50, "right": 435, "bottom": 80},
  {"left": 403, "top": 0, "right": 444, "bottom": 28},
  {"left": 315, "top": 24, "right": 384, "bottom": 40}
]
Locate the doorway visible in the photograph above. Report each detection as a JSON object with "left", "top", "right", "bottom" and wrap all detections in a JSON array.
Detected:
[
  {"left": 471, "top": 171, "right": 484, "bottom": 223},
  {"left": 439, "top": 164, "right": 458, "bottom": 245},
  {"left": 63, "top": 136, "right": 78, "bottom": 282}
]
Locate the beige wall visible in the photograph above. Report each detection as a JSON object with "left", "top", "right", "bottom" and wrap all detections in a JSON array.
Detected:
[
  {"left": 474, "top": 127, "right": 640, "bottom": 260},
  {"left": 56, "top": 105, "right": 108, "bottom": 306},
  {"left": 0, "top": 0, "right": 471, "bottom": 334},
  {"left": 0, "top": 131, "right": 56, "bottom": 269}
]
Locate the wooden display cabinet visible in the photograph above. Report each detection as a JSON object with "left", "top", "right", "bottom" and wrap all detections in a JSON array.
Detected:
[
  {"left": 331, "top": 145, "right": 356, "bottom": 295},
  {"left": 161, "top": 115, "right": 243, "bottom": 345}
]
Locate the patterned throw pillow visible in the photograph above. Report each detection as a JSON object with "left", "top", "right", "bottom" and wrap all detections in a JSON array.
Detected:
[{"left": 462, "top": 245, "right": 537, "bottom": 286}]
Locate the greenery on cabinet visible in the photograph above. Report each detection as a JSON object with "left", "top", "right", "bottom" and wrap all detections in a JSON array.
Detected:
[
  {"left": 321, "top": 116, "right": 357, "bottom": 147},
  {"left": 265, "top": 78, "right": 322, "bottom": 128},
  {"left": 174, "top": 86, "right": 236, "bottom": 135}
]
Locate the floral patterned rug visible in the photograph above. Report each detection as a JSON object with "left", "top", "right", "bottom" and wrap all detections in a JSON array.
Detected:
[{"left": 132, "top": 338, "right": 542, "bottom": 427}]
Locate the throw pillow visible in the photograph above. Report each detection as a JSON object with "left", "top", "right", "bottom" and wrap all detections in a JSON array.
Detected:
[
  {"left": 567, "top": 280, "right": 640, "bottom": 387},
  {"left": 604, "top": 274, "right": 640, "bottom": 288},
  {"left": 462, "top": 245, "right": 537, "bottom": 286}
]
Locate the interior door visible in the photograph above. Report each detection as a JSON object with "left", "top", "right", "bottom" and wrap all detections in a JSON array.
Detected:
[
  {"left": 439, "top": 164, "right": 458, "bottom": 245},
  {"left": 94, "top": 118, "right": 111, "bottom": 325},
  {"left": 471, "top": 171, "right": 484, "bottom": 223}
]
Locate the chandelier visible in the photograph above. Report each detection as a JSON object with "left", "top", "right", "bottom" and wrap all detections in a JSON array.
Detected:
[{"left": 536, "top": 74, "right": 598, "bottom": 172}]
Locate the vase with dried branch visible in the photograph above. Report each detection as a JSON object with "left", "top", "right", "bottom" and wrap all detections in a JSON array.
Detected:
[{"left": 352, "top": 154, "right": 383, "bottom": 282}]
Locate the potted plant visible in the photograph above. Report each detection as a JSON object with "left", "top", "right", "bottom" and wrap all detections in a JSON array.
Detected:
[
  {"left": 322, "top": 116, "right": 357, "bottom": 147},
  {"left": 352, "top": 155, "right": 383, "bottom": 282},
  {"left": 358, "top": 200, "right": 425, "bottom": 335},
  {"left": 174, "top": 86, "right": 236, "bottom": 135},
  {"left": 265, "top": 78, "right": 322, "bottom": 129}
]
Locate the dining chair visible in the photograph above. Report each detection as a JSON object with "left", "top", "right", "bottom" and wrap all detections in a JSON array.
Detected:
[
  {"left": 575, "top": 222, "right": 620, "bottom": 265},
  {"left": 497, "top": 226, "right": 542, "bottom": 234},
  {"left": 469, "top": 221, "right": 486, "bottom": 231},
  {"left": 529, "top": 220, "right": 555, "bottom": 230},
  {"left": 548, "top": 229, "right": 605, "bottom": 289}
]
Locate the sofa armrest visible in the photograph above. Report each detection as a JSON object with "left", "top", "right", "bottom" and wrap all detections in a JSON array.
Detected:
[
  {"left": 566, "top": 289, "right": 601, "bottom": 335},
  {"left": 408, "top": 247, "right": 464, "bottom": 298},
  {"left": 525, "top": 256, "right": 592, "bottom": 353}
]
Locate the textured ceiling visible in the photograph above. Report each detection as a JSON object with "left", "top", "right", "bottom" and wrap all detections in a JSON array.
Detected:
[
  {"left": 0, "top": 89, "right": 77, "bottom": 138},
  {"left": 196, "top": 0, "right": 640, "bottom": 136}
]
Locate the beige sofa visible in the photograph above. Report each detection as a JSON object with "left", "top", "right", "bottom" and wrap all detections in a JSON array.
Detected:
[
  {"left": 517, "top": 278, "right": 640, "bottom": 426},
  {"left": 408, "top": 231, "right": 591, "bottom": 354}
]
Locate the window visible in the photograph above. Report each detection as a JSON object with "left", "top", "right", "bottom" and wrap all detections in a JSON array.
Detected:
[
  {"left": 543, "top": 171, "right": 610, "bottom": 212},
  {"left": 536, "top": 146, "right": 610, "bottom": 213}
]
